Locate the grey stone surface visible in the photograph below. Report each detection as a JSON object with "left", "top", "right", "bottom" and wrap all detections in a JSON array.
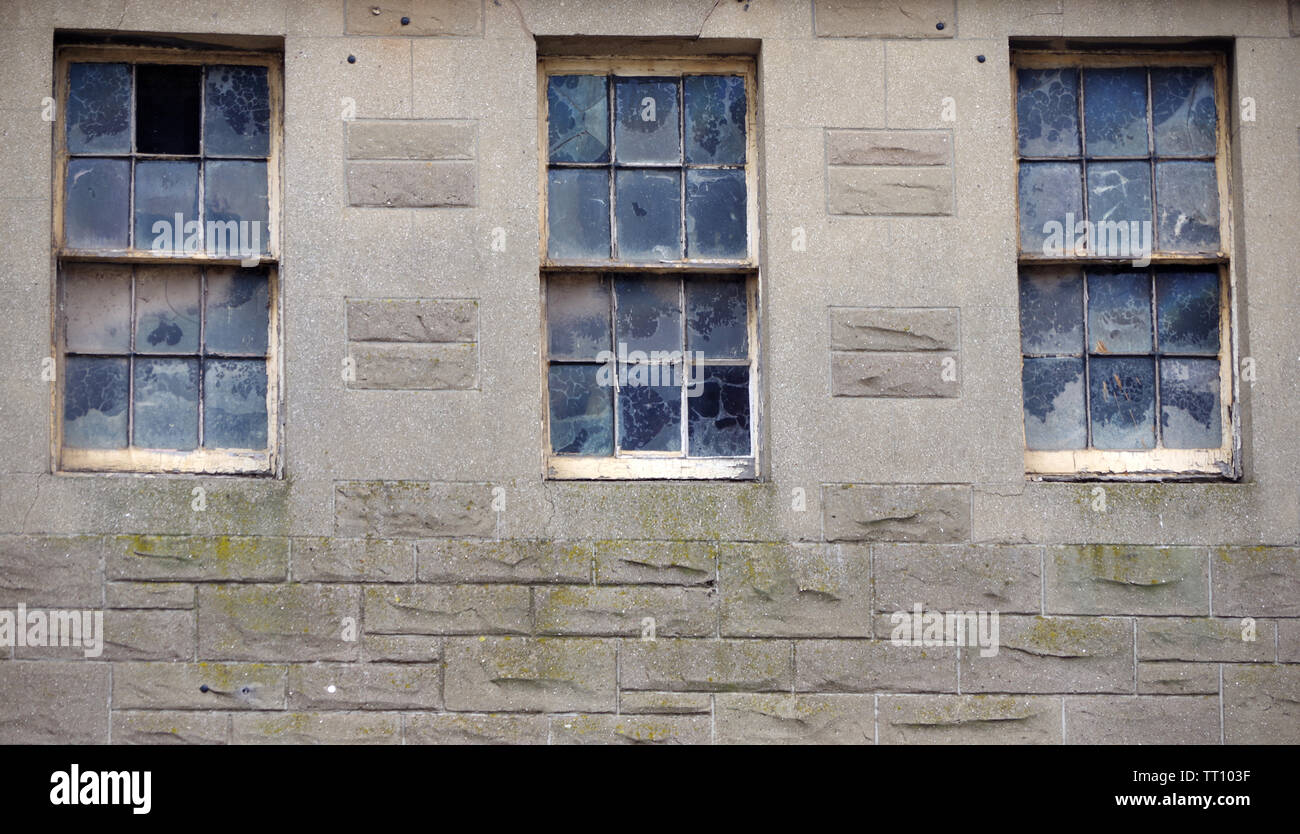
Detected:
[
  {"left": 1064, "top": 696, "right": 1219, "bottom": 744},
  {"left": 1137, "top": 662, "right": 1220, "bottom": 695},
  {"left": 1045, "top": 546, "right": 1209, "bottom": 616},
  {"left": 796, "top": 639, "right": 957, "bottom": 692},
  {"left": 1138, "top": 617, "right": 1276, "bottom": 663},
  {"left": 549, "top": 714, "right": 711, "bottom": 745},
  {"left": 105, "top": 582, "right": 195, "bottom": 609},
  {"left": 534, "top": 586, "right": 717, "bottom": 637},
  {"left": 363, "top": 584, "right": 531, "bottom": 634},
  {"left": 877, "top": 695, "right": 1062, "bottom": 744},
  {"left": 346, "top": 299, "right": 478, "bottom": 343},
  {"left": 1223, "top": 665, "right": 1300, "bottom": 744},
  {"left": 960, "top": 616, "right": 1134, "bottom": 694},
  {"left": 715, "top": 693, "right": 875, "bottom": 744},
  {"left": 443, "top": 637, "right": 617, "bottom": 712},
  {"left": 230, "top": 712, "right": 401, "bottom": 744},
  {"left": 620, "top": 639, "right": 793, "bottom": 692},
  {"left": 831, "top": 351, "right": 960, "bottom": 397},
  {"left": 403, "top": 713, "right": 550, "bottom": 744},
  {"left": 829, "top": 307, "right": 959, "bottom": 351},
  {"left": 197, "top": 584, "right": 361, "bottom": 662},
  {"left": 593, "top": 540, "right": 718, "bottom": 586},
  {"left": 0, "top": 536, "right": 105, "bottom": 607},
  {"left": 1212, "top": 547, "right": 1300, "bottom": 616},
  {"left": 347, "top": 341, "right": 478, "bottom": 389},
  {"left": 112, "top": 662, "right": 287, "bottom": 710},
  {"left": 346, "top": 160, "right": 476, "bottom": 207},
  {"left": 334, "top": 481, "right": 495, "bottom": 538},
  {"left": 420, "top": 539, "right": 593, "bottom": 583},
  {"left": 0, "top": 662, "right": 109, "bottom": 743},
  {"left": 362, "top": 633, "right": 443, "bottom": 662},
  {"left": 823, "top": 484, "right": 971, "bottom": 543},
  {"left": 344, "top": 0, "right": 483, "bottom": 36},
  {"left": 107, "top": 536, "right": 289, "bottom": 582},
  {"left": 827, "top": 167, "right": 953, "bottom": 215},
  {"left": 347, "top": 120, "right": 476, "bottom": 161},
  {"left": 720, "top": 543, "right": 872, "bottom": 637},
  {"left": 873, "top": 544, "right": 1042, "bottom": 614},
  {"left": 293, "top": 537, "right": 414, "bottom": 582},
  {"left": 111, "top": 711, "right": 229, "bottom": 745},
  {"left": 619, "top": 691, "right": 712, "bottom": 714},
  {"left": 287, "top": 663, "right": 442, "bottom": 710},
  {"left": 826, "top": 130, "right": 952, "bottom": 166},
  {"left": 814, "top": 0, "right": 956, "bottom": 37}
]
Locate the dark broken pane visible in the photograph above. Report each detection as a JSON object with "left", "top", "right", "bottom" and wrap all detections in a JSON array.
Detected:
[
  {"left": 1152, "top": 67, "right": 1216, "bottom": 157},
  {"left": 547, "top": 169, "right": 611, "bottom": 260},
  {"left": 1085, "top": 161, "right": 1151, "bottom": 237},
  {"left": 205, "top": 268, "right": 270, "bottom": 355},
  {"left": 134, "top": 161, "right": 199, "bottom": 253},
  {"left": 205, "top": 161, "right": 269, "bottom": 256},
  {"left": 203, "top": 358, "right": 268, "bottom": 449},
  {"left": 686, "top": 277, "right": 747, "bottom": 359},
  {"left": 135, "top": 267, "right": 201, "bottom": 354},
  {"left": 1018, "top": 162, "right": 1082, "bottom": 254},
  {"left": 1156, "top": 271, "right": 1219, "bottom": 354},
  {"left": 1083, "top": 68, "right": 1148, "bottom": 157},
  {"left": 1021, "top": 357, "right": 1086, "bottom": 450},
  {"left": 614, "top": 77, "right": 680, "bottom": 165},
  {"left": 619, "top": 382, "right": 682, "bottom": 452},
  {"left": 547, "top": 75, "right": 609, "bottom": 164},
  {"left": 687, "top": 365, "right": 750, "bottom": 456},
  {"left": 685, "top": 169, "right": 746, "bottom": 258},
  {"left": 133, "top": 358, "right": 198, "bottom": 449},
  {"left": 1016, "top": 68, "right": 1080, "bottom": 157},
  {"left": 1089, "top": 356, "right": 1156, "bottom": 450},
  {"left": 136, "top": 64, "right": 201, "bottom": 155},
  {"left": 63, "top": 264, "right": 131, "bottom": 353},
  {"left": 66, "top": 62, "right": 131, "bottom": 154},
  {"left": 1019, "top": 269, "right": 1083, "bottom": 355},
  {"left": 548, "top": 364, "right": 613, "bottom": 455},
  {"left": 615, "top": 168, "right": 681, "bottom": 261},
  {"left": 65, "top": 158, "right": 129, "bottom": 249},
  {"left": 1156, "top": 161, "right": 1219, "bottom": 252},
  {"left": 1160, "top": 358, "right": 1221, "bottom": 449},
  {"left": 63, "top": 357, "right": 128, "bottom": 449},
  {"left": 204, "top": 65, "right": 270, "bottom": 157},
  {"left": 615, "top": 275, "right": 681, "bottom": 354},
  {"left": 547, "top": 274, "right": 610, "bottom": 360},
  {"left": 1087, "top": 271, "right": 1152, "bottom": 354},
  {"left": 684, "top": 75, "right": 746, "bottom": 165}
]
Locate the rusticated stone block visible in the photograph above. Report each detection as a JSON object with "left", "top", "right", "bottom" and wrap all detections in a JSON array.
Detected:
[
  {"left": 877, "top": 695, "right": 1062, "bottom": 744},
  {"left": 533, "top": 586, "right": 716, "bottom": 637},
  {"left": 720, "top": 543, "right": 872, "bottom": 637},
  {"left": 0, "top": 662, "right": 109, "bottom": 743},
  {"left": 823, "top": 484, "right": 970, "bottom": 543},
  {"left": 404, "top": 713, "right": 550, "bottom": 744},
  {"left": 112, "top": 662, "right": 286, "bottom": 710},
  {"left": 0, "top": 536, "right": 105, "bottom": 607},
  {"left": 288, "top": 663, "right": 442, "bottom": 710},
  {"left": 347, "top": 121, "right": 476, "bottom": 160},
  {"left": 443, "top": 637, "right": 617, "bottom": 712},
  {"left": 363, "top": 584, "right": 530, "bottom": 635},
  {"left": 231, "top": 712, "right": 401, "bottom": 745},
  {"left": 795, "top": 639, "right": 956, "bottom": 692},
  {"left": 831, "top": 351, "right": 959, "bottom": 397},
  {"left": 829, "top": 307, "right": 958, "bottom": 351},
  {"left": 334, "top": 481, "right": 495, "bottom": 539},
  {"left": 593, "top": 540, "right": 718, "bottom": 586},
  {"left": 362, "top": 633, "right": 442, "bottom": 662},
  {"left": 619, "top": 639, "right": 792, "bottom": 693},
  {"left": 1137, "top": 662, "right": 1219, "bottom": 695},
  {"left": 112, "top": 711, "right": 228, "bottom": 745},
  {"left": 827, "top": 166, "right": 953, "bottom": 215},
  {"left": 814, "top": 0, "right": 956, "bottom": 37},
  {"left": 346, "top": 298, "right": 477, "bottom": 343},
  {"left": 419, "top": 539, "right": 593, "bottom": 584},
  {"left": 347, "top": 341, "right": 477, "bottom": 390},
  {"left": 1064, "top": 696, "right": 1218, "bottom": 744},
  {"left": 1212, "top": 547, "right": 1300, "bottom": 616},
  {"left": 107, "top": 535, "right": 288, "bottom": 582},
  {"left": 873, "top": 544, "right": 1042, "bottom": 614},
  {"left": 292, "top": 537, "right": 414, "bottom": 582},
  {"left": 1223, "top": 665, "right": 1300, "bottom": 744},
  {"left": 715, "top": 693, "right": 875, "bottom": 744},
  {"left": 619, "top": 692, "right": 712, "bottom": 715},
  {"left": 344, "top": 0, "right": 483, "bottom": 36},
  {"left": 960, "top": 616, "right": 1133, "bottom": 694},
  {"left": 346, "top": 160, "right": 475, "bottom": 207},
  {"left": 105, "top": 582, "right": 195, "bottom": 609},
  {"left": 197, "top": 584, "right": 361, "bottom": 662},
  {"left": 826, "top": 130, "right": 952, "bottom": 166},
  {"left": 1045, "top": 545, "right": 1208, "bottom": 615},
  {"left": 549, "top": 714, "right": 711, "bottom": 745},
  {"left": 1138, "top": 617, "right": 1275, "bottom": 662}
]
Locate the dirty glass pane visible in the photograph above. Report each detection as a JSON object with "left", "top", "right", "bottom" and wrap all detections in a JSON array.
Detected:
[
  {"left": 63, "top": 264, "right": 131, "bottom": 353},
  {"left": 1089, "top": 356, "right": 1156, "bottom": 449},
  {"left": 65, "top": 158, "right": 130, "bottom": 249},
  {"left": 685, "top": 169, "right": 746, "bottom": 259},
  {"left": 133, "top": 358, "right": 198, "bottom": 449},
  {"left": 1160, "top": 357, "right": 1221, "bottom": 449},
  {"left": 687, "top": 365, "right": 750, "bottom": 456},
  {"left": 1016, "top": 68, "right": 1080, "bottom": 157},
  {"left": 1019, "top": 269, "right": 1083, "bottom": 355},
  {"left": 66, "top": 63, "right": 131, "bottom": 154},
  {"left": 1085, "top": 161, "right": 1151, "bottom": 234},
  {"left": 1151, "top": 67, "right": 1216, "bottom": 157},
  {"left": 134, "top": 161, "right": 199, "bottom": 253},
  {"left": 615, "top": 169, "right": 681, "bottom": 260},
  {"left": 1018, "top": 162, "right": 1082, "bottom": 253},
  {"left": 614, "top": 77, "right": 680, "bottom": 165},
  {"left": 547, "top": 274, "right": 610, "bottom": 360},
  {"left": 1156, "top": 271, "right": 1219, "bottom": 354},
  {"left": 615, "top": 275, "right": 681, "bottom": 354},
  {"left": 547, "top": 75, "right": 609, "bottom": 164},
  {"left": 686, "top": 278, "right": 747, "bottom": 359},
  {"left": 204, "top": 65, "right": 270, "bottom": 157},
  {"left": 548, "top": 364, "right": 613, "bottom": 455},
  {"left": 136, "top": 64, "right": 201, "bottom": 155},
  {"left": 619, "top": 382, "right": 682, "bottom": 452},
  {"left": 205, "top": 268, "right": 270, "bottom": 355},
  {"left": 684, "top": 75, "right": 746, "bottom": 165},
  {"left": 203, "top": 359, "right": 267, "bottom": 449},
  {"left": 1155, "top": 161, "right": 1219, "bottom": 252},
  {"left": 1083, "top": 68, "right": 1148, "bottom": 157},
  {"left": 1022, "top": 357, "right": 1086, "bottom": 450},
  {"left": 547, "top": 169, "right": 611, "bottom": 260},
  {"left": 1087, "top": 271, "right": 1152, "bottom": 354},
  {"left": 135, "top": 267, "right": 200, "bottom": 353},
  {"left": 205, "top": 161, "right": 269, "bottom": 255},
  {"left": 63, "top": 357, "right": 128, "bottom": 449}
]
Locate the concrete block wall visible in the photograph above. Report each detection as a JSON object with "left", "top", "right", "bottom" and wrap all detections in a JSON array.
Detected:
[{"left": 0, "top": 0, "right": 1297, "bottom": 744}]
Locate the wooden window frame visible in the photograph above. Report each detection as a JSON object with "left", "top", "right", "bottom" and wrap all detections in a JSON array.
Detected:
[{"left": 1012, "top": 49, "right": 1238, "bottom": 480}]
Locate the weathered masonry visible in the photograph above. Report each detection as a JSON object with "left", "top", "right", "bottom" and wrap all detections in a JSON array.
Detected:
[{"left": 0, "top": 0, "right": 1297, "bottom": 745}]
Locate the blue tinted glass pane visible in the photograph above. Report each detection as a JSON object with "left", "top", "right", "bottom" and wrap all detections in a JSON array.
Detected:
[
  {"left": 65, "top": 158, "right": 129, "bottom": 249},
  {"left": 1022, "top": 357, "right": 1086, "bottom": 450},
  {"left": 1160, "top": 358, "right": 1220, "bottom": 449},
  {"left": 615, "top": 275, "right": 681, "bottom": 354},
  {"left": 547, "top": 169, "right": 611, "bottom": 260},
  {"left": 1152, "top": 67, "right": 1216, "bottom": 157},
  {"left": 205, "top": 267, "right": 269, "bottom": 355},
  {"left": 63, "top": 264, "right": 131, "bottom": 353},
  {"left": 204, "top": 65, "right": 270, "bottom": 157},
  {"left": 1083, "top": 68, "right": 1148, "bottom": 157},
  {"left": 1089, "top": 356, "right": 1156, "bottom": 449},
  {"left": 66, "top": 63, "right": 131, "bottom": 154},
  {"left": 205, "top": 161, "right": 268, "bottom": 256},
  {"left": 133, "top": 358, "right": 198, "bottom": 449},
  {"left": 548, "top": 274, "right": 610, "bottom": 360},
  {"left": 1017, "top": 68, "right": 1080, "bottom": 157},
  {"left": 684, "top": 75, "right": 746, "bottom": 164},
  {"left": 615, "top": 169, "right": 681, "bottom": 261},
  {"left": 548, "top": 75, "right": 609, "bottom": 164},
  {"left": 1085, "top": 161, "right": 1152, "bottom": 238},
  {"left": 135, "top": 267, "right": 200, "bottom": 353},
  {"left": 1019, "top": 162, "right": 1082, "bottom": 253},
  {"left": 548, "top": 364, "right": 613, "bottom": 455},
  {"left": 1087, "top": 271, "right": 1152, "bottom": 354},
  {"left": 203, "top": 359, "right": 267, "bottom": 449},
  {"left": 1019, "top": 269, "right": 1083, "bottom": 354},
  {"left": 619, "top": 382, "right": 682, "bottom": 452},
  {"left": 63, "top": 357, "right": 128, "bottom": 449},
  {"left": 135, "top": 161, "right": 199, "bottom": 253},
  {"left": 1156, "top": 161, "right": 1219, "bottom": 252},
  {"left": 685, "top": 169, "right": 746, "bottom": 259},
  {"left": 686, "top": 278, "right": 747, "bottom": 359},
  {"left": 688, "top": 365, "right": 749, "bottom": 456},
  {"left": 1156, "top": 271, "right": 1219, "bottom": 354},
  {"left": 614, "top": 78, "right": 680, "bottom": 164}
]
